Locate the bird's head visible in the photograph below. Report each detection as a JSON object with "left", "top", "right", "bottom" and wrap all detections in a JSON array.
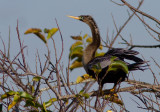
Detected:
[{"left": 67, "top": 15, "right": 95, "bottom": 26}]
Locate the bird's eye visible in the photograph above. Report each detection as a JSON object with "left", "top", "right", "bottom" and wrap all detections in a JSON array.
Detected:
[{"left": 80, "top": 16, "right": 84, "bottom": 20}]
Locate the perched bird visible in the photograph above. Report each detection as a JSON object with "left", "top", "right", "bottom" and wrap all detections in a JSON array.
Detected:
[{"left": 68, "top": 15, "right": 146, "bottom": 91}]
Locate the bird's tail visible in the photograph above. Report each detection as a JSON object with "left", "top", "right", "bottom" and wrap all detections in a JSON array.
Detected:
[
  {"left": 128, "top": 61, "right": 148, "bottom": 71},
  {"left": 119, "top": 50, "right": 148, "bottom": 71}
]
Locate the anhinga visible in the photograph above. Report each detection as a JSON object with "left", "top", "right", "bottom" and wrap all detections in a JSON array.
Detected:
[{"left": 68, "top": 15, "right": 146, "bottom": 91}]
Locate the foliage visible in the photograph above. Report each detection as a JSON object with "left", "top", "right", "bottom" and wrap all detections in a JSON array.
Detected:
[
  {"left": 69, "top": 34, "right": 104, "bottom": 70},
  {"left": 1, "top": 91, "right": 33, "bottom": 110},
  {"left": 0, "top": 26, "right": 58, "bottom": 111},
  {"left": 24, "top": 28, "right": 58, "bottom": 43}
]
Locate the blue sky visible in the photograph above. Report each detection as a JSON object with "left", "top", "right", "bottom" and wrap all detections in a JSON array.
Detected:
[{"left": 0, "top": 0, "right": 160, "bottom": 111}]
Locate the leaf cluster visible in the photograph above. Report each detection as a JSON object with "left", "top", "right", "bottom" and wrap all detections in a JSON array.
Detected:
[
  {"left": 69, "top": 34, "right": 104, "bottom": 71},
  {"left": 24, "top": 28, "right": 58, "bottom": 43}
]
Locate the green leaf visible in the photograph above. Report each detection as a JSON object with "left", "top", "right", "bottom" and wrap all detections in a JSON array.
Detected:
[
  {"left": 13, "top": 93, "right": 20, "bottom": 102},
  {"left": 19, "top": 91, "right": 33, "bottom": 100},
  {"left": 109, "top": 60, "right": 128, "bottom": 74},
  {"left": 31, "top": 86, "right": 35, "bottom": 93},
  {"left": 51, "top": 98, "right": 57, "bottom": 102},
  {"left": 25, "top": 100, "right": 42, "bottom": 109},
  {"left": 47, "top": 28, "right": 58, "bottom": 40},
  {"left": 70, "top": 41, "right": 83, "bottom": 51},
  {"left": 43, "top": 102, "right": 47, "bottom": 112},
  {"left": 1, "top": 91, "right": 16, "bottom": 99},
  {"left": 25, "top": 100, "right": 36, "bottom": 107},
  {"left": 110, "top": 56, "right": 118, "bottom": 61},
  {"left": 70, "top": 46, "right": 83, "bottom": 54},
  {"left": 69, "top": 46, "right": 83, "bottom": 60},
  {"left": 79, "top": 90, "right": 84, "bottom": 95},
  {"left": 69, "top": 59, "right": 83, "bottom": 71},
  {"left": 45, "top": 98, "right": 57, "bottom": 107},
  {"left": 44, "top": 28, "right": 50, "bottom": 33},
  {"left": 32, "top": 76, "right": 41, "bottom": 82},
  {"left": 82, "top": 93, "right": 90, "bottom": 99},
  {"left": 45, "top": 100, "right": 52, "bottom": 108}
]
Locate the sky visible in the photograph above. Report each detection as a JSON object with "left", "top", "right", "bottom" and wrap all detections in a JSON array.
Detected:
[{"left": 0, "top": 0, "right": 160, "bottom": 111}]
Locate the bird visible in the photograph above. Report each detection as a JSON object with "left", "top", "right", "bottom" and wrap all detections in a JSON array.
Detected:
[{"left": 68, "top": 15, "right": 146, "bottom": 91}]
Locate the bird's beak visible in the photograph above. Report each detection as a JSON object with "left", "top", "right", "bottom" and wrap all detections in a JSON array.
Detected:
[{"left": 67, "top": 15, "right": 80, "bottom": 20}]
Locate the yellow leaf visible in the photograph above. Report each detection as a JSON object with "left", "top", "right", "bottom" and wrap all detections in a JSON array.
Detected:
[
  {"left": 70, "top": 60, "right": 83, "bottom": 71},
  {"left": 24, "top": 28, "right": 42, "bottom": 34},
  {"left": 86, "top": 37, "right": 92, "bottom": 43},
  {"left": 107, "top": 110, "right": 112, "bottom": 112},
  {"left": 8, "top": 101, "right": 17, "bottom": 110},
  {"left": 70, "top": 41, "right": 83, "bottom": 51},
  {"left": 24, "top": 28, "right": 46, "bottom": 43},
  {"left": 65, "top": 100, "right": 69, "bottom": 105},
  {"left": 99, "top": 44, "right": 103, "bottom": 50},
  {"left": 76, "top": 74, "right": 91, "bottom": 83},
  {"left": 83, "top": 34, "right": 88, "bottom": 39},
  {"left": 8, "top": 94, "right": 20, "bottom": 110},
  {"left": 105, "top": 93, "right": 123, "bottom": 105},
  {"left": 71, "top": 36, "right": 82, "bottom": 40},
  {"left": 35, "top": 32, "right": 47, "bottom": 43},
  {"left": 95, "top": 52, "right": 105, "bottom": 57}
]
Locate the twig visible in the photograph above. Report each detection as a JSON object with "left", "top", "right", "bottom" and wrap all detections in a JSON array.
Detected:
[
  {"left": 16, "top": 20, "right": 27, "bottom": 70},
  {"left": 7, "top": 26, "right": 11, "bottom": 58},
  {"left": 121, "top": 0, "right": 160, "bottom": 25},
  {"left": 129, "top": 44, "right": 160, "bottom": 49},
  {"left": 110, "top": 0, "right": 143, "bottom": 47}
]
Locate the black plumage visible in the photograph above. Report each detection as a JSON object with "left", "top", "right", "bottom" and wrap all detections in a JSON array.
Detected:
[{"left": 87, "top": 48, "right": 146, "bottom": 89}]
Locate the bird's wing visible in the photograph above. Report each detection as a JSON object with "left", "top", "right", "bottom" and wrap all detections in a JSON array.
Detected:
[
  {"left": 87, "top": 56, "right": 128, "bottom": 74},
  {"left": 87, "top": 48, "right": 146, "bottom": 76},
  {"left": 87, "top": 56, "right": 112, "bottom": 70},
  {"left": 105, "top": 48, "right": 143, "bottom": 62}
]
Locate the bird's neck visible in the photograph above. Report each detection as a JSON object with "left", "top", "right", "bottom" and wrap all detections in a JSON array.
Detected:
[{"left": 83, "top": 23, "right": 101, "bottom": 66}]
